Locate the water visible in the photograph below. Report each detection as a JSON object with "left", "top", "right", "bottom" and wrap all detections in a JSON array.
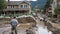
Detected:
[
  {"left": 0, "top": 24, "right": 52, "bottom": 34},
  {"left": 0, "top": 16, "right": 53, "bottom": 34},
  {"left": 36, "top": 25, "right": 52, "bottom": 34},
  {"left": 0, "top": 27, "right": 11, "bottom": 34}
]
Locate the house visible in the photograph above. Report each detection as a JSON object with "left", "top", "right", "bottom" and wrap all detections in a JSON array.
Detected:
[{"left": 1, "top": 0, "right": 31, "bottom": 17}]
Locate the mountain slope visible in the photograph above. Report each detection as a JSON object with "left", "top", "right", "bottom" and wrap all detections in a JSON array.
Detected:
[{"left": 30, "top": 0, "right": 47, "bottom": 9}]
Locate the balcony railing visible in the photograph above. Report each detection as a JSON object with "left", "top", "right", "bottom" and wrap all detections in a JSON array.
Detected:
[
  {"left": 0, "top": 13, "right": 29, "bottom": 17},
  {"left": 0, "top": 14, "right": 20, "bottom": 17},
  {"left": 3, "top": 8, "right": 30, "bottom": 11}
]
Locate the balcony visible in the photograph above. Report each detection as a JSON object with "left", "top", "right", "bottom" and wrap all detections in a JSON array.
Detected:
[{"left": 3, "top": 8, "right": 30, "bottom": 11}]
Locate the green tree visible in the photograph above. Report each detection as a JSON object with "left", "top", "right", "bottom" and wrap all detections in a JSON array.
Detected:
[
  {"left": 0, "top": 0, "right": 7, "bottom": 10},
  {"left": 43, "top": 0, "right": 53, "bottom": 13},
  {"left": 55, "top": 3, "right": 60, "bottom": 15},
  {"left": 54, "top": 8, "right": 60, "bottom": 15},
  {"left": 45, "top": 0, "right": 52, "bottom": 8}
]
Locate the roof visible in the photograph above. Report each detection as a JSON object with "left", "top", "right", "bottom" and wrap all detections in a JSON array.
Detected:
[{"left": 8, "top": 1, "right": 31, "bottom": 5}]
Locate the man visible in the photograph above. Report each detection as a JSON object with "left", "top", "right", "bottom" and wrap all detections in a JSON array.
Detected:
[{"left": 10, "top": 16, "right": 18, "bottom": 34}]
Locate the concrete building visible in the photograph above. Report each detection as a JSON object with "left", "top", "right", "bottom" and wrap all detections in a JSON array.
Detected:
[{"left": 0, "top": 0, "right": 31, "bottom": 17}]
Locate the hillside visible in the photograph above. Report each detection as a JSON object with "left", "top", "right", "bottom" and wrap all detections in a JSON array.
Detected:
[{"left": 30, "top": 0, "right": 47, "bottom": 9}]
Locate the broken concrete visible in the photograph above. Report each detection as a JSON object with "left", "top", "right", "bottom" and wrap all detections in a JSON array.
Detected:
[{"left": 44, "top": 21, "right": 60, "bottom": 34}]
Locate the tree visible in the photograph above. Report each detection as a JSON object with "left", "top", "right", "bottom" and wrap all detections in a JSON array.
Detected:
[
  {"left": 45, "top": 0, "right": 52, "bottom": 8},
  {"left": 43, "top": 0, "right": 53, "bottom": 13},
  {"left": 54, "top": 3, "right": 60, "bottom": 15},
  {"left": 0, "top": 0, "right": 7, "bottom": 10},
  {"left": 54, "top": 8, "right": 60, "bottom": 15}
]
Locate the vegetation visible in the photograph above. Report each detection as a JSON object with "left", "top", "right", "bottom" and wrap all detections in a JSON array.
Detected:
[
  {"left": 43, "top": 0, "right": 53, "bottom": 13},
  {"left": 0, "top": 0, "right": 7, "bottom": 10},
  {"left": 45, "top": 0, "right": 52, "bottom": 8},
  {"left": 54, "top": 8, "right": 60, "bottom": 15},
  {"left": 48, "top": 12, "right": 52, "bottom": 17},
  {"left": 54, "top": 3, "right": 60, "bottom": 15}
]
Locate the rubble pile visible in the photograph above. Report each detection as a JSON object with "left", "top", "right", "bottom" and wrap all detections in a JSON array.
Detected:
[
  {"left": 18, "top": 17, "right": 36, "bottom": 23},
  {"left": 45, "top": 22, "right": 60, "bottom": 34}
]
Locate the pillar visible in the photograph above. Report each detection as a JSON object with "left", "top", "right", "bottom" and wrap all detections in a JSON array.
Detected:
[
  {"left": 14, "top": 11, "right": 15, "bottom": 16},
  {"left": 29, "top": 7, "right": 31, "bottom": 14},
  {"left": 4, "top": 12, "right": 5, "bottom": 16}
]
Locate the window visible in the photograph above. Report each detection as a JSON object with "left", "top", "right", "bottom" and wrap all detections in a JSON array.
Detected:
[
  {"left": 9, "top": 5, "right": 14, "bottom": 8},
  {"left": 12, "top": 5, "right": 15, "bottom": 8},
  {"left": 11, "top": 5, "right": 12, "bottom": 8},
  {"left": 13, "top": 5, "right": 14, "bottom": 8},
  {"left": 7, "top": 6, "right": 11, "bottom": 8},
  {"left": 7, "top": 5, "right": 15, "bottom": 8},
  {"left": 21, "top": 5, "right": 23, "bottom": 8},
  {"left": 24, "top": 5, "right": 27, "bottom": 8},
  {"left": 20, "top": 5, "right": 27, "bottom": 8},
  {"left": 14, "top": 5, "right": 18, "bottom": 8}
]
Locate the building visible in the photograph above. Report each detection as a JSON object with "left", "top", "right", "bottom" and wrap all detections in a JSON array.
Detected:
[
  {"left": 57, "top": 0, "right": 60, "bottom": 21},
  {"left": 0, "top": 0, "right": 31, "bottom": 17}
]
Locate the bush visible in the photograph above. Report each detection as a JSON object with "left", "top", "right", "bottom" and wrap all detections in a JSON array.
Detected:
[{"left": 48, "top": 12, "right": 52, "bottom": 18}]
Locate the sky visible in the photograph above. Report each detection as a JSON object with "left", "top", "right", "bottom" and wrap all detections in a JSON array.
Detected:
[{"left": 6, "top": 0, "right": 37, "bottom": 1}]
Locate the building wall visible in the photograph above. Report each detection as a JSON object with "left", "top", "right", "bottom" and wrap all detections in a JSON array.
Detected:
[
  {"left": 19, "top": 3, "right": 30, "bottom": 8},
  {"left": 0, "top": 1, "right": 32, "bottom": 17},
  {"left": 7, "top": 3, "right": 30, "bottom": 9}
]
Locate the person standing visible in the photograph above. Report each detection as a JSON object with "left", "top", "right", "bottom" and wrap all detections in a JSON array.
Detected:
[{"left": 10, "top": 16, "right": 18, "bottom": 34}]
